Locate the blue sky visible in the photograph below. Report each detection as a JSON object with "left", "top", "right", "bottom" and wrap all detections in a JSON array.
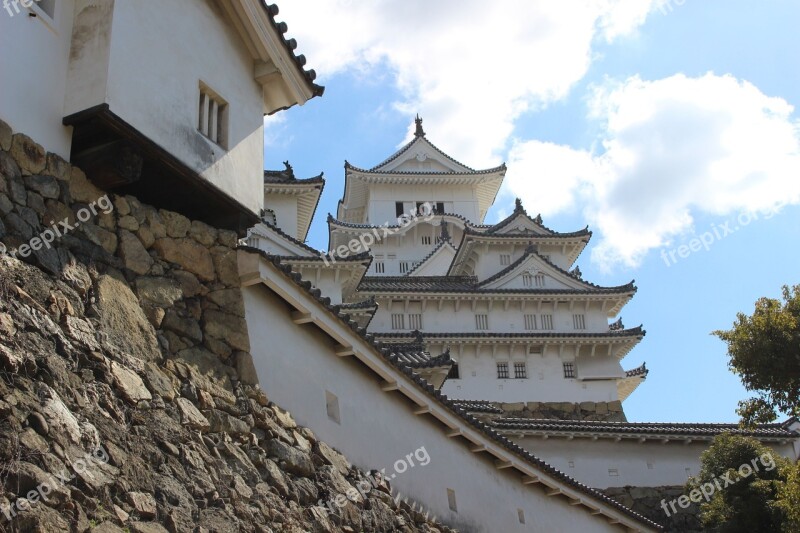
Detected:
[{"left": 264, "top": 0, "right": 800, "bottom": 423}]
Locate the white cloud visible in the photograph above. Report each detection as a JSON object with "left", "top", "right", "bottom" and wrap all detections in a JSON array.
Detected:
[
  {"left": 276, "top": 0, "right": 660, "bottom": 166},
  {"left": 503, "top": 73, "right": 800, "bottom": 269}
]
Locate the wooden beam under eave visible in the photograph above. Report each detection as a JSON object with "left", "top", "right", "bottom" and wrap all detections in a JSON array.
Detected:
[
  {"left": 446, "top": 429, "right": 462, "bottom": 438},
  {"left": 469, "top": 444, "right": 486, "bottom": 453},
  {"left": 494, "top": 460, "right": 514, "bottom": 470},
  {"left": 522, "top": 475, "right": 539, "bottom": 485},
  {"left": 545, "top": 488, "right": 562, "bottom": 497},
  {"left": 291, "top": 311, "right": 314, "bottom": 324},
  {"left": 569, "top": 499, "right": 583, "bottom": 506},
  {"left": 380, "top": 381, "right": 399, "bottom": 392},
  {"left": 413, "top": 406, "right": 430, "bottom": 416},
  {"left": 335, "top": 346, "right": 355, "bottom": 357}
]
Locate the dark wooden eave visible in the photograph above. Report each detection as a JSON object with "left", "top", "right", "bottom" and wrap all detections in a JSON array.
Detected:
[{"left": 64, "top": 104, "right": 259, "bottom": 235}]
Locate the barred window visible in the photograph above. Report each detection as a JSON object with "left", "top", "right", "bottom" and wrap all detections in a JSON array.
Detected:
[
  {"left": 514, "top": 362, "right": 527, "bottom": 379},
  {"left": 563, "top": 362, "right": 576, "bottom": 379},
  {"left": 573, "top": 314, "right": 586, "bottom": 330},
  {"left": 500, "top": 254, "right": 511, "bottom": 266},
  {"left": 391, "top": 314, "right": 405, "bottom": 330},
  {"left": 408, "top": 314, "right": 423, "bottom": 330},
  {"left": 422, "top": 235, "right": 432, "bottom": 245},
  {"left": 475, "top": 314, "right": 489, "bottom": 330},
  {"left": 541, "top": 314, "right": 553, "bottom": 330},
  {"left": 375, "top": 262, "right": 385, "bottom": 274},
  {"left": 399, "top": 261, "right": 410, "bottom": 274},
  {"left": 198, "top": 83, "right": 228, "bottom": 148},
  {"left": 534, "top": 273, "right": 546, "bottom": 287},
  {"left": 524, "top": 314, "right": 538, "bottom": 330},
  {"left": 522, "top": 273, "right": 533, "bottom": 287},
  {"left": 497, "top": 362, "right": 509, "bottom": 379}
]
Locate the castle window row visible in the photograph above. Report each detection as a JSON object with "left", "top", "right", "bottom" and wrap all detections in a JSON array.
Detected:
[{"left": 386, "top": 312, "right": 589, "bottom": 331}]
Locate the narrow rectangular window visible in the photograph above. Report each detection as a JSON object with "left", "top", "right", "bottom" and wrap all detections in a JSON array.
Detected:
[
  {"left": 421, "top": 235, "right": 432, "bottom": 245},
  {"left": 375, "top": 262, "right": 385, "bottom": 274},
  {"left": 447, "top": 363, "right": 460, "bottom": 380},
  {"left": 396, "top": 202, "right": 404, "bottom": 217},
  {"left": 540, "top": 314, "right": 553, "bottom": 330},
  {"left": 475, "top": 314, "right": 489, "bottom": 330},
  {"left": 522, "top": 273, "right": 533, "bottom": 287},
  {"left": 527, "top": 345, "right": 543, "bottom": 355},
  {"left": 535, "top": 273, "right": 546, "bottom": 287},
  {"left": 500, "top": 254, "right": 511, "bottom": 266},
  {"left": 563, "top": 362, "right": 576, "bottom": 379},
  {"left": 447, "top": 488, "right": 458, "bottom": 512},
  {"left": 496, "top": 362, "right": 509, "bottom": 379},
  {"left": 518, "top": 509, "right": 526, "bottom": 524},
  {"left": 524, "top": 314, "right": 537, "bottom": 330},
  {"left": 514, "top": 362, "right": 527, "bottom": 379},
  {"left": 391, "top": 314, "right": 405, "bottom": 330},
  {"left": 408, "top": 314, "right": 423, "bottom": 330},
  {"left": 573, "top": 314, "right": 586, "bottom": 330},
  {"left": 399, "top": 261, "right": 410, "bottom": 274},
  {"left": 198, "top": 83, "right": 228, "bottom": 148},
  {"left": 436, "top": 202, "right": 445, "bottom": 214},
  {"left": 325, "top": 390, "right": 341, "bottom": 424}
]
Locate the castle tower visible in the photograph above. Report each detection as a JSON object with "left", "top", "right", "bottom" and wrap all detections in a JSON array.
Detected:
[{"left": 330, "top": 118, "right": 647, "bottom": 413}]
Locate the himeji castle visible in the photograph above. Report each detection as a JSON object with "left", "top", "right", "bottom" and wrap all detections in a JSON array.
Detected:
[{"left": 328, "top": 116, "right": 648, "bottom": 413}]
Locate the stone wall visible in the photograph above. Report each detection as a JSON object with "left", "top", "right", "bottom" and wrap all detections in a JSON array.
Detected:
[
  {"left": 0, "top": 120, "right": 452, "bottom": 532},
  {"left": 495, "top": 401, "right": 627, "bottom": 422},
  {"left": 601, "top": 486, "right": 701, "bottom": 533}
]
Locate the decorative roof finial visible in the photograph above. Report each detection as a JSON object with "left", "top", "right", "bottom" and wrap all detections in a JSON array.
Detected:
[
  {"left": 514, "top": 198, "right": 524, "bottom": 214},
  {"left": 414, "top": 114, "right": 425, "bottom": 137},
  {"left": 283, "top": 161, "right": 295, "bottom": 179}
]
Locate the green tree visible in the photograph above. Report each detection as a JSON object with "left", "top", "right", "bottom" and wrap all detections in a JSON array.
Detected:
[
  {"left": 777, "top": 460, "right": 800, "bottom": 532},
  {"left": 713, "top": 285, "right": 800, "bottom": 426},
  {"left": 688, "top": 433, "right": 788, "bottom": 532}
]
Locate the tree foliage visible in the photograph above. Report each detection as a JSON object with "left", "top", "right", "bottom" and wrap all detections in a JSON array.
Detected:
[
  {"left": 714, "top": 285, "right": 800, "bottom": 426},
  {"left": 688, "top": 434, "right": 788, "bottom": 532}
]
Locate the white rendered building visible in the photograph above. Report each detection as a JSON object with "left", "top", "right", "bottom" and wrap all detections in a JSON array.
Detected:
[{"left": 328, "top": 117, "right": 647, "bottom": 408}]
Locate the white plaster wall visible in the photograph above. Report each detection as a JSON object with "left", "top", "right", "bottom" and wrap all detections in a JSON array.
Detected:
[
  {"left": 265, "top": 193, "right": 299, "bottom": 240},
  {"left": 65, "top": 0, "right": 265, "bottom": 214},
  {"left": 367, "top": 183, "right": 479, "bottom": 225},
  {"left": 439, "top": 347, "right": 621, "bottom": 403},
  {"left": 0, "top": 0, "right": 76, "bottom": 157},
  {"left": 371, "top": 299, "right": 612, "bottom": 335},
  {"left": 244, "top": 284, "right": 628, "bottom": 533},
  {"left": 514, "top": 436, "right": 799, "bottom": 489}
]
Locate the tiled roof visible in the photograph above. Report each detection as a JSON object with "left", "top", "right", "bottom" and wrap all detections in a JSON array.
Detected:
[
  {"left": 255, "top": 221, "right": 322, "bottom": 256},
  {"left": 339, "top": 297, "right": 378, "bottom": 310},
  {"left": 374, "top": 327, "right": 646, "bottom": 340},
  {"left": 390, "top": 349, "right": 454, "bottom": 369},
  {"left": 240, "top": 247, "right": 662, "bottom": 531},
  {"left": 491, "top": 418, "right": 799, "bottom": 439},
  {"left": 404, "top": 239, "right": 454, "bottom": 276},
  {"left": 264, "top": 164, "right": 325, "bottom": 185},
  {"left": 359, "top": 274, "right": 636, "bottom": 295},
  {"left": 345, "top": 161, "right": 506, "bottom": 176},
  {"left": 263, "top": 3, "right": 324, "bottom": 100},
  {"left": 625, "top": 363, "right": 648, "bottom": 378},
  {"left": 452, "top": 400, "right": 504, "bottom": 415},
  {"left": 282, "top": 252, "right": 372, "bottom": 264},
  {"left": 485, "top": 198, "right": 588, "bottom": 237}
]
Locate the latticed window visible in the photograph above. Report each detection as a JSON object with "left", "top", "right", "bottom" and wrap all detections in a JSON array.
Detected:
[
  {"left": 399, "top": 261, "right": 410, "bottom": 274},
  {"left": 563, "top": 362, "right": 576, "bottom": 379},
  {"left": 541, "top": 314, "right": 553, "bottom": 330},
  {"left": 198, "top": 83, "right": 228, "bottom": 147},
  {"left": 375, "top": 262, "right": 385, "bottom": 274},
  {"left": 496, "top": 362, "right": 509, "bottom": 379},
  {"left": 524, "top": 314, "right": 537, "bottom": 330},
  {"left": 391, "top": 314, "right": 405, "bottom": 330},
  {"left": 422, "top": 235, "right": 432, "bottom": 245},
  {"left": 475, "top": 314, "right": 489, "bottom": 330},
  {"left": 522, "top": 273, "right": 533, "bottom": 287},
  {"left": 408, "top": 314, "right": 423, "bottom": 330},
  {"left": 573, "top": 314, "right": 586, "bottom": 330},
  {"left": 534, "top": 273, "right": 546, "bottom": 287},
  {"left": 500, "top": 254, "right": 511, "bottom": 266},
  {"left": 514, "top": 362, "right": 527, "bottom": 379}
]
